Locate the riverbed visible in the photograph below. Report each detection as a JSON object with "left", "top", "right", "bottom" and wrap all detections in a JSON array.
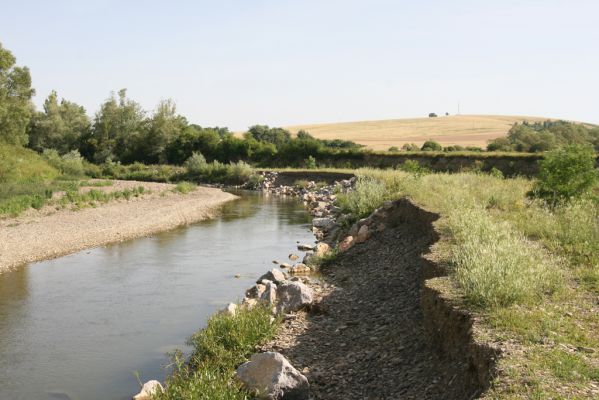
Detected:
[{"left": 0, "top": 191, "right": 314, "bottom": 400}]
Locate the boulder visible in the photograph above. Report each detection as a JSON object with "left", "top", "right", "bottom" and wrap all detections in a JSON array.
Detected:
[
  {"left": 288, "top": 253, "right": 299, "bottom": 261},
  {"left": 356, "top": 225, "right": 370, "bottom": 243},
  {"left": 297, "top": 243, "right": 314, "bottom": 251},
  {"left": 133, "top": 380, "right": 163, "bottom": 400},
  {"left": 221, "top": 303, "right": 238, "bottom": 316},
  {"left": 280, "top": 262, "right": 292, "bottom": 269},
  {"left": 242, "top": 297, "right": 258, "bottom": 310},
  {"left": 302, "top": 252, "right": 315, "bottom": 265},
  {"left": 260, "top": 281, "right": 277, "bottom": 305},
  {"left": 338, "top": 236, "right": 354, "bottom": 252},
  {"left": 246, "top": 284, "right": 266, "bottom": 299},
  {"left": 312, "top": 217, "right": 335, "bottom": 231},
  {"left": 348, "top": 223, "right": 359, "bottom": 238},
  {"left": 236, "top": 352, "right": 309, "bottom": 400},
  {"left": 314, "top": 242, "right": 330, "bottom": 256},
  {"left": 257, "top": 269, "right": 287, "bottom": 284},
  {"left": 289, "top": 263, "right": 311, "bottom": 275},
  {"left": 276, "top": 281, "right": 314, "bottom": 313}
]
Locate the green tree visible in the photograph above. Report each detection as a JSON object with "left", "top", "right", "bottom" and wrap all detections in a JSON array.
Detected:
[
  {"left": 533, "top": 145, "right": 598, "bottom": 205},
  {"left": 421, "top": 140, "right": 442, "bottom": 151},
  {"left": 142, "top": 99, "right": 187, "bottom": 164},
  {"left": 81, "top": 89, "right": 145, "bottom": 163},
  {"left": 0, "top": 43, "right": 35, "bottom": 145},
  {"left": 28, "top": 90, "right": 90, "bottom": 154},
  {"left": 247, "top": 125, "right": 291, "bottom": 147}
]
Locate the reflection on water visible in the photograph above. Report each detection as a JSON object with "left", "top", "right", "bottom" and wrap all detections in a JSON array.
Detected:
[{"left": 0, "top": 192, "right": 313, "bottom": 400}]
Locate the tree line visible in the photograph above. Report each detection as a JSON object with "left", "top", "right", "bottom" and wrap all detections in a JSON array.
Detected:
[{"left": 0, "top": 42, "right": 363, "bottom": 168}]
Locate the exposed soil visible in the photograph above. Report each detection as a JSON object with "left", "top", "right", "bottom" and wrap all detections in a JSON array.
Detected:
[
  {"left": 262, "top": 208, "right": 483, "bottom": 399},
  {"left": 0, "top": 180, "right": 237, "bottom": 273}
]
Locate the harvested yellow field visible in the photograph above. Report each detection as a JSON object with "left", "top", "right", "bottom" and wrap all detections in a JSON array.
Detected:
[{"left": 286, "top": 115, "right": 552, "bottom": 150}]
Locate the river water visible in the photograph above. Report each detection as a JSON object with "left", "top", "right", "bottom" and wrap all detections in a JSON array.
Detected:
[{"left": 0, "top": 192, "right": 314, "bottom": 400}]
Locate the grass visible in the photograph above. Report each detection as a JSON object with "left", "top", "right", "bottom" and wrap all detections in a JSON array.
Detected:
[
  {"left": 154, "top": 304, "right": 280, "bottom": 400},
  {"left": 174, "top": 182, "right": 196, "bottom": 194},
  {"left": 334, "top": 168, "right": 599, "bottom": 398},
  {"left": 285, "top": 114, "right": 556, "bottom": 150}
]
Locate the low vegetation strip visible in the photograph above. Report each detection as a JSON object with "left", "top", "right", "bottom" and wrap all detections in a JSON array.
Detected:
[{"left": 336, "top": 168, "right": 598, "bottom": 398}]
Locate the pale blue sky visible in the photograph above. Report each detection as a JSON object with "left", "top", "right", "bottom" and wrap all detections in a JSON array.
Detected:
[{"left": 2, "top": 0, "right": 598, "bottom": 129}]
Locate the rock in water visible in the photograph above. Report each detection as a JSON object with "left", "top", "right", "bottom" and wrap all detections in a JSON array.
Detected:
[
  {"left": 314, "top": 242, "right": 330, "bottom": 256},
  {"left": 133, "top": 380, "right": 163, "bottom": 400},
  {"left": 257, "top": 269, "right": 288, "bottom": 284},
  {"left": 276, "top": 281, "right": 314, "bottom": 313},
  {"left": 236, "top": 352, "right": 309, "bottom": 400},
  {"left": 288, "top": 253, "right": 299, "bottom": 261},
  {"left": 289, "top": 263, "right": 311, "bottom": 275},
  {"left": 297, "top": 243, "right": 314, "bottom": 251}
]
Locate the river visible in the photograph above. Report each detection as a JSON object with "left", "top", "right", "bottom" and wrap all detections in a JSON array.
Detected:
[{"left": 0, "top": 191, "right": 314, "bottom": 400}]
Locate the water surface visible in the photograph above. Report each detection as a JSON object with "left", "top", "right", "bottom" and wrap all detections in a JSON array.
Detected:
[{"left": 0, "top": 192, "right": 313, "bottom": 400}]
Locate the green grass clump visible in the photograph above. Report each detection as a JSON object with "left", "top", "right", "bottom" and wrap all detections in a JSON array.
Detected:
[
  {"left": 174, "top": 182, "right": 196, "bottom": 194},
  {"left": 155, "top": 304, "right": 279, "bottom": 400}
]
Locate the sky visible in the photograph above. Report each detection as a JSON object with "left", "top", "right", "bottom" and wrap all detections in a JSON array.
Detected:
[{"left": 2, "top": 0, "right": 598, "bottom": 130}]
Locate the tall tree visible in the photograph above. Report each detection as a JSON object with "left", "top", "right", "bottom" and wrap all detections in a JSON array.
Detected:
[
  {"left": 28, "top": 90, "right": 90, "bottom": 154},
  {"left": 81, "top": 89, "right": 145, "bottom": 163},
  {"left": 142, "top": 99, "right": 186, "bottom": 163},
  {"left": 0, "top": 43, "right": 35, "bottom": 145}
]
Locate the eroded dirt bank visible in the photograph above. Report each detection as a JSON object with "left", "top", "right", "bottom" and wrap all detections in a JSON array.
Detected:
[
  {"left": 261, "top": 199, "right": 492, "bottom": 399},
  {"left": 0, "top": 181, "right": 237, "bottom": 273}
]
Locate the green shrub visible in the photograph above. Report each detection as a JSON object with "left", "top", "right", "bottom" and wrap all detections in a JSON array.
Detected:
[
  {"left": 532, "top": 145, "right": 598, "bottom": 205},
  {"left": 43, "top": 149, "right": 86, "bottom": 177},
  {"left": 421, "top": 140, "right": 442, "bottom": 151},
  {"left": 174, "top": 182, "right": 196, "bottom": 194},
  {"left": 304, "top": 155, "right": 317, "bottom": 169}
]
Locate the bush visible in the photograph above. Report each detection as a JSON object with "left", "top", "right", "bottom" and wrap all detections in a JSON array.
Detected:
[
  {"left": 532, "top": 145, "right": 598, "bottom": 205},
  {"left": 304, "top": 155, "right": 317, "bottom": 169},
  {"left": 185, "top": 152, "right": 208, "bottom": 175},
  {"left": 421, "top": 140, "right": 442, "bottom": 152},
  {"left": 43, "top": 149, "right": 86, "bottom": 177}
]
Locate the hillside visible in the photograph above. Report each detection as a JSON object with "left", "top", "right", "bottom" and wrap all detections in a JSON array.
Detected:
[
  {"left": 286, "top": 115, "right": 554, "bottom": 150},
  {"left": 0, "top": 143, "right": 58, "bottom": 183}
]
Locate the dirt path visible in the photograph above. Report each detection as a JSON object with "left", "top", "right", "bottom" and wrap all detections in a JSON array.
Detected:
[
  {"left": 263, "top": 219, "right": 480, "bottom": 399},
  {"left": 0, "top": 181, "right": 237, "bottom": 273}
]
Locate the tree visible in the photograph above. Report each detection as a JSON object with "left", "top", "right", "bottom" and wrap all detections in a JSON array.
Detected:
[
  {"left": 142, "top": 99, "right": 186, "bottom": 164},
  {"left": 28, "top": 91, "right": 90, "bottom": 154},
  {"left": 0, "top": 43, "right": 35, "bottom": 145},
  {"left": 402, "top": 143, "right": 419, "bottom": 151},
  {"left": 81, "top": 89, "right": 146, "bottom": 163},
  {"left": 533, "top": 145, "right": 598, "bottom": 205},
  {"left": 247, "top": 125, "right": 291, "bottom": 147},
  {"left": 421, "top": 140, "right": 442, "bottom": 151},
  {"left": 428, "top": 113, "right": 437, "bottom": 118}
]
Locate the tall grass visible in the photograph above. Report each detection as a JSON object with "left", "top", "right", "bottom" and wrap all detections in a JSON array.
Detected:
[
  {"left": 155, "top": 304, "right": 279, "bottom": 400},
  {"left": 337, "top": 169, "right": 571, "bottom": 308},
  {"left": 448, "top": 208, "right": 562, "bottom": 308}
]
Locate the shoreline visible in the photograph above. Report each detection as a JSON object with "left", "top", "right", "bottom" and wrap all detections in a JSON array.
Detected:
[{"left": 0, "top": 181, "right": 238, "bottom": 273}]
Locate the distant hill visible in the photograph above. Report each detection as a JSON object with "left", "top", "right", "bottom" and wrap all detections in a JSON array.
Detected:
[{"left": 286, "top": 115, "right": 560, "bottom": 150}]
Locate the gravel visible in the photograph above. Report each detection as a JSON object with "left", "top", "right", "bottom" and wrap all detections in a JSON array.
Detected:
[
  {"left": 0, "top": 181, "right": 237, "bottom": 273},
  {"left": 262, "top": 222, "right": 479, "bottom": 399}
]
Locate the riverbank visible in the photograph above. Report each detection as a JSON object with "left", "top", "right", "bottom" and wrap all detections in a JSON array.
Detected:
[{"left": 0, "top": 180, "right": 237, "bottom": 273}]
